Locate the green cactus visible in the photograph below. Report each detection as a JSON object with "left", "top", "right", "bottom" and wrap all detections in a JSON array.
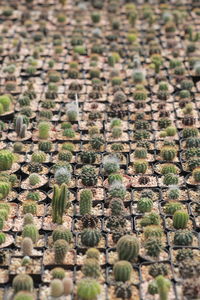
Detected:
[
  {"left": 86, "top": 248, "right": 100, "bottom": 261},
  {"left": 52, "top": 183, "right": 70, "bottom": 224},
  {"left": 62, "top": 142, "right": 75, "bottom": 152},
  {"left": 13, "top": 142, "right": 23, "bottom": 153},
  {"left": 182, "top": 127, "right": 199, "bottom": 138},
  {"left": 117, "top": 235, "right": 139, "bottom": 261},
  {"left": 173, "top": 210, "right": 189, "bottom": 229},
  {"left": 0, "top": 181, "right": 11, "bottom": 200},
  {"left": 0, "top": 150, "right": 14, "bottom": 171},
  {"left": 134, "top": 160, "right": 148, "bottom": 174},
  {"left": 137, "top": 197, "right": 153, "bottom": 213},
  {"left": 168, "top": 187, "right": 180, "bottom": 200},
  {"left": 112, "top": 127, "right": 122, "bottom": 138},
  {"left": 108, "top": 181, "right": 126, "bottom": 200},
  {"left": 77, "top": 278, "right": 101, "bottom": 300},
  {"left": 161, "top": 164, "right": 177, "bottom": 175},
  {"left": 176, "top": 248, "right": 194, "bottom": 262},
  {"left": 13, "top": 291, "right": 34, "bottom": 300},
  {"left": 148, "top": 280, "right": 158, "bottom": 295},
  {"left": 140, "top": 212, "right": 160, "bottom": 227},
  {"left": 28, "top": 173, "right": 40, "bottom": 186},
  {"left": 21, "top": 237, "right": 33, "bottom": 256},
  {"left": 82, "top": 258, "right": 101, "bottom": 278},
  {"left": 144, "top": 225, "right": 163, "bottom": 239},
  {"left": 80, "top": 152, "right": 96, "bottom": 164},
  {"left": 158, "top": 118, "right": 172, "bottom": 129},
  {"left": 52, "top": 226, "right": 72, "bottom": 243},
  {"left": 38, "top": 141, "right": 52, "bottom": 152},
  {"left": 111, "top": 143, "right": 124, "bottom": 152},
  {"left": 90, "top": 136, "right": 104, "bottom": 150},
  {"left": 108, "top": 173, "right": 123, "bottom": 185},
  {"left": 38, "top": 121, "right": 50, "bottom": 139},
  {"left": 192, "top": 167, "right": 200, "bottom": 182},
  {"left": 81, "top": 228, "right": 101, "bottom": 247},
  {"left": 31, "top": 151, "right": 46, "bottom": 164},
  {"left": 188, "top": 158, "right": 200, "bottom": 171},
  {"left": 81, "top": 165, "right": 98, "bottom": 186},
  {"left": 156, "top": 275, "right": 171, "bottom": 300},
  {"left": 27, "top": 191, "right": 40, "bottom": 202},
  {"left": 80, "top": 189, "right": 92, "bottom": 215},
  {"left": 0, "top": 95, "right": 11, "bottom": 112},
  {"left": 58, "top": 151, "right": 73, "bottom": 162},
  {"left": 163, "top": 173, "right": 179, "bottom": 185},
  {"left": 50, "top": 279, "right": 64, "bottom": 297},
  {"left": 55, "top": 167, "right": 72, "bottom": 185},
  {"left": 0, "top": 232, "right": 5, "bottom": 244},
  {"left": 160, "top": 147, "right": 176, "bottom": 161},
  {"left": 54, "top": 239, "right": 69, "bottom": 264},
  {"left": 103, "top": 155, "right": 120, "bottom": 175},
  {"left": 23, "top": 214, "right": 34, "bottom": 226},
  {"left": 22, "top": 224, "right": 39, "bottom": 243},
  {"left": 186, "top": 137, "right": 200, "bottom": 148},
  {"left": 22, "top": 202, "right": 37, "bottom": 215},
  {"left": 51, "top": 267, "right": 66, "bottom": 279},
  {"left": 149, "top": 263, "right": 168, "bottom": 278},
  {"left": 145, "top": 237, "right": 163, "bottom": 257},
  {"left": 134, "top": 147, "right": 147, "bottom": 159},
  {"left": 109, "top": 198, "right": 125, "bottom": 216},
  {"left": 164, "top": 202, "right": 182, "bottom": 215},
  {"left": 12, "top": 274, "right": 33, "bottom": 293},
  {"left": 113, "top": 260, "right": 132, "bottom": 282},
  {"left": 173, "top": 230, "right": 193, "bottom": 246}
]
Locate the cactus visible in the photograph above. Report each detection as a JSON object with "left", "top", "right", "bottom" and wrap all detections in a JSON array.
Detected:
[
  {"left": 182, "top": 127, "right": 199, "bottom": 138},
  {"left": 82, "top": 258, "right": 101, "bottom": 278},
  {"left": 160, "top": 147, "right": 176, "bottom": 161},
  {"left": 161, "top": 164, "right": 177, "bottom": 175},
  {"left": 0, "top": 95, "right": 11, "bottom": 112},
  {"left": 50, "top": 279, "right": 64, "bottom": 297},
  {"left": 112, "top": 127, "right": 122, "bottom": 138},
  {"left": 52, "top": 226, "right": 72, "bottom": 243},
  {"left": 173, "top": 230, "right": 193, "bottom": 246},
  {"left": 55, "top": 167, "right": 71, "bottom": 185},
  {"left": 38, "top": 121, "right": 50, "bottom": 139},
  {"left": 149, "top": 263, "right": 168, "bottom": 278},
  {"left": 134, "top": 160, "right": 148, "bottom": 174},
  {"left": 0, "top": 181, "right": 11, "bottom": 200},
  {"left": 77, "top": 278, "right": 101, "bottom": 300},
  {"left": 23, "top": 202, "right": 37, "bottom": 215},
  {"left": 90, "top": 136, "right": 104, "bottom": 150},
  {"left": 62, "top": 142, "right": 75, "bottom": 152},
  {"left": 113, "top": 260, "right": 132, "bottom": 282},
  {"left": 108, "top": 181, "right": 126, "bottom": 200},
  {"left": 31, "top": 151, "right": 46, "bottom": 163},
  {"left": 145, "top": 237, "right": 163, "bottom": 257},
  {"left": 158, "top": 118, "right": 171, "bottom": 129},
  {"left": 86, "top": 248, "right": 100, "bottom": 261},
  {"left": 81, "top": 165, "right": 98, "bottom": 186},
  {"left": 109, "top": 198, "right": 125, "bottom": 216},
  {"left": 140, "top": 212, "right": 160, "bottom": 227},
  {"left": 27, "top": 162, "right": 42, "bottom": 173},
  {"left": 13, "top": 142, "right": 23, "bottom": 153},
  {"left": 58, "top": 150, "right": 73, "bottom": 162},
  {"left": 80, "top": 189, "right": 92, "bottom": 215},
  {"left": 134, "top": 147, "right": 147, "bottom": 159},
  {"left": 111, "top": 143, "right": 124, "bottom": 152},
  {"left": 188, "top": 158, "right": 200, "bottom": 171},
  {"left": 176, "top": 248, "right": 194, "bottom": 262},
  {"left": 164, "top": 202, "right": 182, "bottom": 215},
  {"left": 168, "top": 187, "right": 180, "bottom": 200},
  {"left": 173, "top": 210, "right": 189, "bottom": 229},
  {"left": 28, "top": 173, "right": 40, "bottom": 186},
  {"left": 21, "top": 237, "right": 33, "bottom": 256},
  {"left": 156, "top": 275, "right": 171, "bottom": 300},
  {"left": 51, "top": 267, "right": 66, "bottom": 279},
  {"left": 13, "top": 291, "right": 34, "bottom": 300},
  {"left": 80, "top": 152, "right": 96, "bottom": 164},
  {"left": 23, "top": 214, "right": 34, "bottom": 226},
  {"left": 63, "top": 128, "right": 75, "bottom": 138},
  {"left": 193, "top": 167, "right": 200, "bottom": 182},
  {"left": 15, "top": 115, "right": 27, "bottom": 138},
  {"left": 54, "top": 239, "right": 69, "bottom": 264},
  {"left": 103, "top": 156, "right": 120, "bottom": 174},
  {"left": 117, "top": 235, "right": 139, "bottom": 261},
  {"left": 81, "top": 228, "right": 101, "bottom": 247},
  {"left": 22, "top": 224, "right": 39, "bottom": 243},
  {"left": 186, "top": 137, "right": 200, "bottom": 148},
  {"left": 66, "top": 102, "right": 78, "bottom": 121},
  {"left": 38, "top": 141, "right": 52, "bottom": 152},
  {"left": 27, "top": 191, "right": 40, "bottom": 202},
  {"left": 148, "top": 280, "right": 158, "bottom": 295},
  {"left": 0, "top": 232, "right": 5, "bottom": 244},
  {"left": 144, "top": 225, "right": 163, "bottom": 239},
  {"left": 63, "top": 277, "right": 73, "bottom": 296},
  {"left": 163, "top": 173, "right": 179, "bottom": 185},
  {"left": 0, "top": 150, "right": 14, "bottom": 171},
  {"left": 137, "top": 197, "right": 153, "bottom": 213},
  {"left": 52, "top": 183, "right": 70, "bottom": 224},
  {"left": 12, "top": 274, "right": 33, "bottom": 293},
  {"left": 134, "top": 129, "right": 150, "bottom": 140}
]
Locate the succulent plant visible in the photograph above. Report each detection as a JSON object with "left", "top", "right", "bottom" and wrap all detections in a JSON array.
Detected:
[
  {"left": 173, "top": 210, "right": 189, "bottom": 229},
  {"left": 80, "top": 152, "right": 96, "bottom": 164},
  {"left": 22, "top": 202, "right": 37, "bottom": 215},
  {"left": 81, "top": 228, "right": 101, "bottom": 247},
  {"left": 140, "top": 212, "right": 160, "bottom": 227},
  {"left": 160, "top": 147, "right": 176, "bottom": 161},
  {"left": 28, "top": 173, "right": 40, "bottom": 186},
  {"left": 108, "top": 181, "right": 126, "bottom": 200},
  {"left": 63, "top": 277, "right": 73, "bottom": 296},
  {"left": 54, "top": 239, "right": 69, "bottom": 264},
  {"left": 0, "top": 150, "right": 14, "bottom": 171},
  {"left": 145, "top": 237, "right": 163, "bottom": 257},
  {"left": 86, "top": 248, "right": 100, "bottom": 261},
  {"left": 192, "top": 167, "right": 200, "bottom": 182},
  {"left": 51, "top": 267, "right": 66, "bottom": 279},
  {"left": 13, "top": 291, "right": 34, "bottom": 300},
  {"left": 164, "top": 202, "right": 182, "bottom": 215},
  {"left": 137, "top": 197, "right": 153, "bottom": 213},
  {"left": 117, "top": 235, "right": 139, "bottom": 262},
  {"left": 82, "top": 258, "right": 101, "bottom": 278},
  {"left": 81, "top": 165, "right": 98, "bottom": 186},
  {"left": 77, "top": 278, "right": 101, "bottom": 300},
  {"left": 31, "top": 151, "right": 46, "bottom": 163},
  {"left": 173, "top": 230, "right": 193, "bottom": 246},
  {"left": 12, "top": 274, "right": 33, "bottom": 293},
  {"left": 149, "top": 263, "right": 168, "bottom": 278},
  {"left": 50, "top": 279, "right": 64, "bottom": 297},
  {"left": 52, "top": 183, "right": 70, "bottom": 224},
  {"left": 13, "top": 142, "right": 23, "bottom": 153},
  {"left": 15, "top": 115, "right": 27, "bottom": 138},
  {"left": 163, "top": 173, "right": 179, "bottom": 185},
  {"left": 0, "top": 181, "right": 11, "bottom": 200},
  {"left": 176, "top": 248, "right": 194, "bottom": 262},
  {"left": 38, "top": 141, "right": 52, "bottom": 152},
  {"left": 21, "top": 237, "right": 33, "bottom": 256},
  {"left": 133, "top": 160, "right": 148, "bottom": 174},
  {"left": 22, "top": 224, "right": 39, "bottom": 243},
  {"left": 80, "top": 189, "right": 93, "bottom": 215},
  {"left": 144, "top": 225, "right": 163, "bottom": 239},
  {"left": 103, "top": 155, "right": 120, "bottom": 174},
  {"left": 113, "top": 260, "right": 132, "bottom": 282},
  {"left": 55, "top": 167, "right": 71, "bottom": 185},
  {"left": 52, "top": 226, "right": 72, "bottom": 243},
  {"left": 38, "top": 121, "right": 50, "bottom": 139}
]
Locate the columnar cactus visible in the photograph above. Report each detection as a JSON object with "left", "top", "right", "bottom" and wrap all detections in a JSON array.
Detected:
[
  {"left": 12, "top": 274, "right": 33, "bottom": 293},
  {"left": 0, "top": 150, "right": 14, "bottom": 171},
  {"left": 52, "top": 183, "right": 70, "bottom": 224},
  {"left": 117, "top": 235, "right": 139, "bottom": 261},
  {"left": 54, "top": 239, "right": 69, "bottom": 264},
  {"left": 52, "top": 226, "right": 72, "bottom": 243},
  {"left": 113, "top": 260, "right": 132, "bottom": 282},
  {"left": 173, "top": 210, "right": 189, "bottom": 229},
  {"left": 80, "top": 189, "right": 93, "bottom": 215},
  {"left": 21, "top": 237, "right": 33, "bottom": 256},
  {"left": 81, "top": 228, "right": 101, "bottom": 247},
  {"left": 22, "top": 224, "right": 39, "bottom": 243},
  {"left": 156, "top": 275, "right": 171, "bottom": 300},
  {"left": 38, "top": 121, "right": 50, "bottom": 139},
  {"left": 15, "top": 115, "right": 27, "bottom": 138}
]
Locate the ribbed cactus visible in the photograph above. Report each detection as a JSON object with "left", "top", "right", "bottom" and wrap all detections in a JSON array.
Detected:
[
  {"left": 145, "top": 237, "right": 162, "bottom": 257},
  {"left": 13, "top": 291, "right": 34, "bottom": 300},
  {"left": 117, "top": 235, "right": 139, "bottom": 261},
  {"left": 109, "top": 198, "right": 125, "bottom": 216},
  {"left": 38, "top": 121, "right": 50, "bottom": 139},
  {"left": 81, "top": 165, "right": 98, "bottom": 186},
  {"left": 52, "top": 183, "right": 70, "bottom": 224},
  {"left": 163, "top": 173, "right": 178, "bottom": 185},
  {"left": 22, "top": 202, "right": 37, "bottom": 215},
  {"left": 86, "top": 248, "right": 100, "bottom": 260},
  {"left": 23, "top": 214, "right": 34, "bottom": 226},
  {"left": 15, "top": 115, "right": 27, "bottom": 138},
  {"left": 160, "top": 147, "right": 176, "bottom": 161},
  {"left": 81, "top": 228, "right": 101, "bottom": 247},
  {"left": 173, "top": 230, "right": 193, "bottom": 246},
  {"left": 82, "top": 258, "right": 101, "bottom": 278},
  {"left": 137, "top": 197, "right": 153, "bottom": 213},
  {"left": 22, "top": 224, "right": 39, "bottom": 243},
  {"left": 0, "top": 232, "right": 6, "bottom": 244},
  {"left": 77, "top": 278, "right": 101, "bottom": 300},
  {"left": 0, "top": 181, "right": 11, "bottom": 200},
  {"left": 80, "top": 151, "right": 96, "bottom": 164},
  {"left": 156, "top": 275, "right": 171, "bottom": 300},
  {"left": 31, "top": 151, "right": 46, "bottom": 163},
  {"left": 52, "top": 226, "right": 72, "bottom": 243},
  {"left": 54, "top": 167, "right": 71, "bottom": 185},
  {"left": 21, "top": 237, "right": 33, "bottom": 256},
  {"left": 144, "top": 225, "right": 163, "bottom": 239},
  {"left": 54, "top": 239, "right": 69, "bottom": 264},
  {"left": 0, "top": 150, "right": 14, "bottom": 171},
  {"left": 173, "top": 210, "right": 189, "bottom": 229},
  {"left": 134, "top": 160, "right": 148, "bottom": 174},
  {"left": 80, "top": 189, "right": 93, "bottom": 215},
  {"left": 51, "top": 267, "right": 66, "bottom": 279},
  {"left": 28, "top": 173, "right": 40, "bottom": 186},
  {"left": 113, "top": 260, "right": 132, "bottom": 282},
  {"left": 50, "top": 279, "right": 64, "bottom": 297},
  {"left": 12, "top": 274, "right": 33, "bottom": 293},
  {"left": 134, "top": 147, "right": 147, "bottom": 159}
]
